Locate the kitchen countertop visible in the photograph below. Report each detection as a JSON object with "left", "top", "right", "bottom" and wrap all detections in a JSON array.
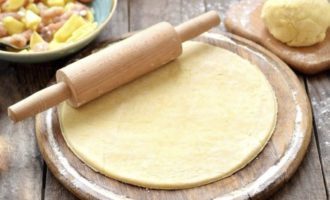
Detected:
[{"left": 0, "top": 0, "right": 329, "bottom": 199}]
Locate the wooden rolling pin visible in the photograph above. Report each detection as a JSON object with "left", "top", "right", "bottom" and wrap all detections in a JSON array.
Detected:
[{"left": 8, "top": 11, "right": 220, "bottom": 122}]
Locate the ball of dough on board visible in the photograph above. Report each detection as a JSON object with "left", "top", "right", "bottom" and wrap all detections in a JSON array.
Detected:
[{"left": 261, "top": 0, "right": 330, "bottom": 47}]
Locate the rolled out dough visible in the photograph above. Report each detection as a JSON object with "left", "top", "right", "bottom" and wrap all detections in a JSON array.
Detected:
[{"left": 59, "top": 41, "right": 277, "bottom": 189}]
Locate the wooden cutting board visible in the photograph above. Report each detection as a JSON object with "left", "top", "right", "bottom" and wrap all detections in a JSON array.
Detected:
[
  {"left": 35, "top": 32, "right": 312, "bottom": 200},
  {"left": 225, "top": 0, "right": 330, "bottom": 75}
]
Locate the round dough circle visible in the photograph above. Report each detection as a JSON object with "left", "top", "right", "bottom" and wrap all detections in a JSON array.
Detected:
[{"left": 59, "top": 41, "right": 277, "bottom": 189}]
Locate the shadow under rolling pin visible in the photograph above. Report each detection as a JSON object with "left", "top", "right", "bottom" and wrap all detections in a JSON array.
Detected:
[{"left": 8, "top": 11, "right": 221, "bottom": 122}]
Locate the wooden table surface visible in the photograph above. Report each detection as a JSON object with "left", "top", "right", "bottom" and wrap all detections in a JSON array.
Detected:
[{"left": 0, "top": 0, "right": 329, "bottom": 199}]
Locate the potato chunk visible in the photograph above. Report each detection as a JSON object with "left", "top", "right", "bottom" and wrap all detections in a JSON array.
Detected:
[
  {"left": 26, "top": 3, "right": 40, "bottom": 14},
  {"left": 24, "top": 10, "right": 42, "bottom": 30},
  {"left": 47, "top": 0, "right": 65, "bottom": 7},
  {"left": 3, "top": 16, "right": 25, "bottom": 35},
  {"left": 53, "top": 14, "right": 86, "bottom": 42},
  {"left": 67, "top": 22, "right": 96, "bottom": 42},
  {"left": 30, "top": 31, "right": 45, "bottom": 49},
  {"left": 86, "top": 10, "right": 94, "bottom": 22},
  {"left": 2, "top": 0, "right": 26, "bottom": 12}
]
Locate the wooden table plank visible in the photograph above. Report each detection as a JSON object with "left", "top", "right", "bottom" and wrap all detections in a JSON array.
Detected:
[
  {"left": 42, "top": 1, "right": 130, "bottom": 199},
  {"left": 0, "top": 62, "right": 47, "bottom": 199},
  {"left": 204, "top": 0, "right": 239, "bottom": 31},
  {"left": 130, "top": 0, "right": 181, "bottom": 30},
  {"left": 98, "top": 0, "right": 129, "bottom": 40},
  {"left": 130, "top": 0, "right": 207, "bottom": 30},
  {"left": 306, "top": 73, "right": 330, "bottom": 197},
  {"left": 181, "top": 0, "right": 206, "bottom": 20},
  {"left": 44, "top": 169, "right": 79, "bottom": 200}
]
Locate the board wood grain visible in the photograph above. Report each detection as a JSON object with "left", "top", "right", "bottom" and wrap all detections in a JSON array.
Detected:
[
  {"left": 224, "top": 0, "right": 330, "bottom": 75},
  {"left": 35, "top": 32, "right": 312, "bottom": 200}
]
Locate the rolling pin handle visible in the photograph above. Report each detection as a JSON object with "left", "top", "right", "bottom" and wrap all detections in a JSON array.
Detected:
[
  {"left": 8, "top": 82, "right": 71, "bottom": 122},
  {"left": 175, "top": 10, "right": 220, "bottom": 42}
]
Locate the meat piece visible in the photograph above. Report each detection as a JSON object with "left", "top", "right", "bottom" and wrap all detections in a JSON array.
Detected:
[
  {"left": 37, "top": 2, "right": 48, "bottom": 12},
  {"left": 40, "top": 6, "right": 65, "bottom": 25},
  {"left": 21, "top": 29, "right": 33, "bottom": 39},
  {"left": 0, "top": 12, "right": 22, "bottom": 21},
  {"left": 0, "top": 30, "right": 32, "bottom": 49},
  {"left": 0, "top": 24, "right": 8, "bottom": 38},
  {"left": 39, "top": 21, "right": 64, "bottom": 42},
  {"left": 53, "top": 10, "right": 72, "bottom": 23},
  {"left": 1, "top": 34, "right": 27, "bottom": 49}
]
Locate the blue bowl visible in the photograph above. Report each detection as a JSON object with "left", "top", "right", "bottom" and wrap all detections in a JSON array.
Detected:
[{"left": 0, "top": 0, "right": 117, "bottom": 63}]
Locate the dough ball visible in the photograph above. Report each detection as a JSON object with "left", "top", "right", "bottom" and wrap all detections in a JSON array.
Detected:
[{"left": 261, "top": 0, "right": 330, "bottom": 47}]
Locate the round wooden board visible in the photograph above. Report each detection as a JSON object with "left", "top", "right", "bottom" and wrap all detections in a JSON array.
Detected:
[{"left": 35, "top": 33, "right": 312, "bottom": 200}]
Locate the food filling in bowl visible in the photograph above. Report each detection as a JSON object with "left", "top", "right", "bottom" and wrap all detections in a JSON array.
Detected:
[{"left": 0, "top": 0, "right": 96, "bottom": 52}]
